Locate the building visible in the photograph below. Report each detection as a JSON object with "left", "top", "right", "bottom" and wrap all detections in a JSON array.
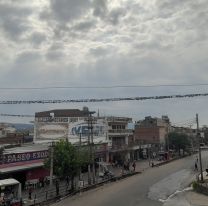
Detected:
[
  {"left": 34, "top": 108, "right": 91, "bottom": 141},
  {"left": 0, "top": 142, "right": 110, "bottom": 187},
  {"left": 34, "top": 108, "right": 110, "bottom": 161},
  {"left": 201, "top": 126, "right": 208, "bottom": 144},
  {"left": 132, "top": 116, "right": 171, "bottom": 159},
  {"left": 0, "top": 123, "right": 16, "bottom": 138},
  {"left": 0, "top": 144, "right": 49, "bottom": 188},
  {"left": 105, "top": 116, "right": 133, "bottom": 163},
  {"left": 0, "top": 123, "right": 25, "bottom": 146},
  {"left": 134, "top": 116, "right": 170, "bottom": 145}
]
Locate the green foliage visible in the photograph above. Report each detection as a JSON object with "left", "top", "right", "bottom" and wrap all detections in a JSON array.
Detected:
[
  {"left": 45, "top": 140, "right": 90, "bottom": 178},
  {"left": 168, "top": 132, "right": 191, "bottom": 155},
  {"left": 192, "top": 181, "right": 198, "bottom": 190}
]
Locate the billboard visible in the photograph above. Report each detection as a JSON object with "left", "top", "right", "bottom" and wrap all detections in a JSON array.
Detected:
[
  {"left": 3, "top": 150, "right": 48, "bottom": 164},
  {"left": 68, "top": 119, "right": 107, "bottom": 139}
]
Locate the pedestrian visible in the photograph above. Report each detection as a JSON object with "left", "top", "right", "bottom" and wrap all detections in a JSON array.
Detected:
[
  {"left": 28, "top": 186, "right": 32, "bottom": 200},
  {"left": 132, "top": 161, "right": 136, "bottom": 171},
  {"left": 66, "top": 176, "right": 69, "bottom": 187},
  {"left": 55, "top": 179, "right": 59, "bottom": 196},
  {"left": 195, "top": 162, "right": 198, "bottom": 171},
  {"left": 127, "top": 160, "right": 130, "bottom": 171}
]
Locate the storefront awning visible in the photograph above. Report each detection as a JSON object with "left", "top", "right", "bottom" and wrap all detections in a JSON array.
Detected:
[
  {"left": 0, "top": 160, "right": 44, "bottom": 174},
  {"left": 0, "top": 178, "right": 19, "bottom": 187}
]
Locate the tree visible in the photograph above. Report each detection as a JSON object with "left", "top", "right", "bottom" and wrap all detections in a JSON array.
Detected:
[
  {"left": 168, "top": 132, "right": 191, "bottom": 156},
  {"left": 45, "top": 140, "right": 90, "bottom": 190}
]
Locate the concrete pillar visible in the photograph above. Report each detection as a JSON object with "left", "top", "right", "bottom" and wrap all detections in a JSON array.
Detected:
[
  {"left": 125, "top": 152, "right": 130, "bottom": 160},
  {"left": 106, "top": 151, "right": 109, "bottom": 162},
  {"left": 125, "top": 136, "right": 128, "bottom": 145}
]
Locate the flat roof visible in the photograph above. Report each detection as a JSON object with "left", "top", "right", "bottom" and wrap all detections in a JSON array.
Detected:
[
  {"left": 35, "top": 109, "right": 91, "bottom": 118},
  {"left": 4, "top": 143, "right": 48, "bottom": 154},
  {"left": 0, "top": 178, "right": 19, "bottom": 186}
]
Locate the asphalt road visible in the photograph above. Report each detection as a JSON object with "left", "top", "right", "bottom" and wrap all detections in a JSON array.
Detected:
[{"left": 53, "top": 151, "right": 208, "bottom": 206}]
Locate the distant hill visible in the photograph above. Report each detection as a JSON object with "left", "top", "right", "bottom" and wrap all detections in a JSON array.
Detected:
[{"left": 11, "top": 123, "right": 34, "bottom": 131}]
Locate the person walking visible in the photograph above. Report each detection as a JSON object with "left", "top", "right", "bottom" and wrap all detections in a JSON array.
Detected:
[
  {"left": 28, "top": 187, "right": 33, "bottom": 200},
  {"left": 66, "top": 176, "right": 69, "bottom": 188},
  {"left": 55, "top": 179, "right": 59, "bottom": 196},
  {"left": 132, "top": 161, "right": 136, "bottom": 172},
  {"left": 195, "top": 162, "right": 198, "bottom": 171}
]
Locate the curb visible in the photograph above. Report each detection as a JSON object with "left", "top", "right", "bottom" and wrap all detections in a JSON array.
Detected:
[{"left": 152, "top": 154, "right": 192, "bottom": 167}]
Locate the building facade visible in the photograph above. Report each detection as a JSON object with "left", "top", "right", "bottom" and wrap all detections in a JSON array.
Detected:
[
  {"left": 105, "top": 116, "right": 133, "bottom": 163},
  {"left": 134, "top": 116, "right": 170, "bottom": 148},
  {"left": 0, "top": 124, "right": 16, "bottom": 139},
  {"left": 34, "top": 108, "right": 92, "bottom": 141}
]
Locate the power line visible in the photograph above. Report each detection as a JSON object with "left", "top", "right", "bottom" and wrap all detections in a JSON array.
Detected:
[
  {"left": 0, "top": 113, "right": 34, "bottom": 117},
  {"left": 1, "top": 83, "right": 208, "bottom": 90},
  {"left": 0, "top": 92, "right": 208, "bottom": 104}
]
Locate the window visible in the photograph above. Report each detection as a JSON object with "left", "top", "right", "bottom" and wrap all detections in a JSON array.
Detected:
[{"left": 112, "top": 125, "right": 116, "bottom": 129}]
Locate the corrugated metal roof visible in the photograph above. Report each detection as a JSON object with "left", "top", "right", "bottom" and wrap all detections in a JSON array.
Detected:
[{"left": 0, "top": 178, "right": 19, "bottom": 187}]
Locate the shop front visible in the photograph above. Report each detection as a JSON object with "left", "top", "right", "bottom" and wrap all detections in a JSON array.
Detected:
[{"left": 0, "top": 178, "right": 21, "bottom": 206}]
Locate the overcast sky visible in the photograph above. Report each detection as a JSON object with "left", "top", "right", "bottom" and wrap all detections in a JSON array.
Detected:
[{"left": 0, "top": 0, "right": 208, "bottom": 125}]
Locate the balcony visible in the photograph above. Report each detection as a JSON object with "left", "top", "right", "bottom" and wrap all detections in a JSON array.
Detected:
[
  {"left": 108, "top": 129, "right": 132, "bottom": 136},
  {"left": 110, "top": 144, "right": 129, "bottom": 152}
]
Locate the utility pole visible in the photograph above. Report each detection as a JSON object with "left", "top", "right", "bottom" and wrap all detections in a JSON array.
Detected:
[
  {"left": 89, "top": 113, "right": 96, "bottom": 184},
  {"left": 49, "top": 141, "right": 54, "bottom": 186},
  {"left": 79, "top": 132, "right": 82, "bottom": 180},
  {"left": 196, "top": 114, "right": 203, "bottom": 182},
  {"left": 148, "top": 144, "right": 151, "bottom": 166},
  {"left": 86, "top": 110, "right": 96, "bottom": 185},
  {"left": 87, "top": 115, "right": 92, "bottom": 185}
]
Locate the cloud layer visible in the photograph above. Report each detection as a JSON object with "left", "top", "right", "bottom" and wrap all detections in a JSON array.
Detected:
[{"left": 0, "top": 0, "right": 208, "bottom": 124}]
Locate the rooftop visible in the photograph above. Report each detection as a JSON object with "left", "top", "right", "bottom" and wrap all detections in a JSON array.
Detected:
[{"left": 35, "top": 109, "right": 93, "bottom": 118}]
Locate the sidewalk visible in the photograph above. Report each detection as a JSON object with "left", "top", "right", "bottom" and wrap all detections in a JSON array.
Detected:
[{"left": 186, "top": 191, "right": 208, "bottom": 205}]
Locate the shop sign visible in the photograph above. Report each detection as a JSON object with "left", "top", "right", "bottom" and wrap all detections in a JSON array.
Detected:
[{"left": 3, "top": 150, "right": 48, "bottom": 164}]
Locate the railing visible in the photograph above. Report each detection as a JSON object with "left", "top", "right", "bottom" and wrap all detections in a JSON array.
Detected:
[
  {"left": 108, "top": 129, "right": 132, "bottom": 134},
  {"left": 22, "top": 171, "right": 139, "bottom": 206},
  {"left": 110, "top": 144, "right": 129, "bottom": 151}
]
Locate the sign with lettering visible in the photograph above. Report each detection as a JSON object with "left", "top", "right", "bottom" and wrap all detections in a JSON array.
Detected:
[
  {"left": 69, "top": 119, "right": 107, "bottom": 138},
  {"left": 3, "top": 150, "right": 48, "bottom": 164}
]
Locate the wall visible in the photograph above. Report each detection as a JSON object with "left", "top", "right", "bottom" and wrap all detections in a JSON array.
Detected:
[
  {"left": 134, "top": 127, "right": 160, "bottom": 144},
  {"left": 26, "top": 168, "right": 50, "bottom": 180}
]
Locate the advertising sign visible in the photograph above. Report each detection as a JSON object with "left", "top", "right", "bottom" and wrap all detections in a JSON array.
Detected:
[
  {"left": 3, "top": 150, "right": 48, "bottom": 164},
  {"left": 68, "top": 119, "right": 107, "bottom": 138}
]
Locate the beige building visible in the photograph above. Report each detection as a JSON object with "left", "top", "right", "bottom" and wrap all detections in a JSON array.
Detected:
[{"left": 134, "top": 116, "right": 170, "bottom": 145}]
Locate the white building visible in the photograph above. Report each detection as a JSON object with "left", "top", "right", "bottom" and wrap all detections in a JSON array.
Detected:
[{"left": 34, "top": 108, "right": 108, "bottom": 145}]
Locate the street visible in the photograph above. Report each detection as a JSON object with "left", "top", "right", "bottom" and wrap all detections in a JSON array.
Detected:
[{"left": 52, "top": 151, "right": 208, "bottom": 206}]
